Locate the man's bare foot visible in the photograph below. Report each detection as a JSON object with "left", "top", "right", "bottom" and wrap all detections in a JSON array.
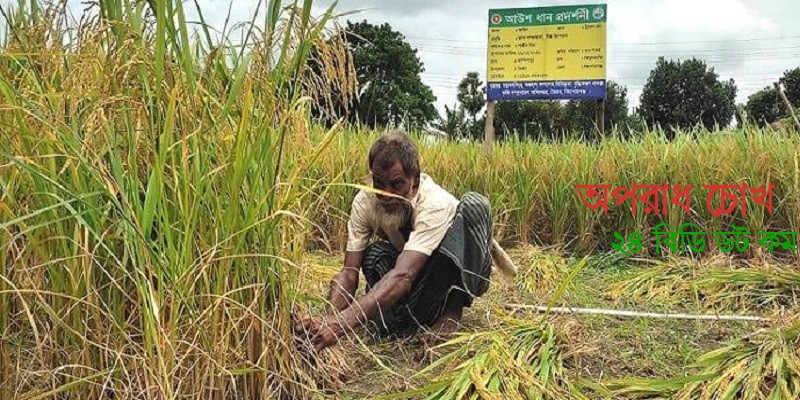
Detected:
[
  {"left": 419, "top": 316, "right": 460, "bottom": 362},
  {"left": 418, "top": 312, "right": 462, "bottom": 363},
  {"left": 428, "top": 314, "right": 461, "bottom": 338}
]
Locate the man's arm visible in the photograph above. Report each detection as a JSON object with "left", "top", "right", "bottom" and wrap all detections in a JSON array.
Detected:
[
  {"left": 327, "top": 251, "right": 362, "bottom": 312},
  {"left": 331, "top": 189, "right": 371, "bottom": 312},
  {"left": 297, "top": 249, "right": 428, "bottom": 352},
  {"left": 335, "top": 250, "right": 428, "bottom": 330}
]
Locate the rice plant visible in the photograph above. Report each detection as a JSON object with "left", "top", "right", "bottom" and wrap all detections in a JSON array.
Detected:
[
  {"left": 3, "top": 1, "right": 798, "bottom": 399},
  {"left": 673, "top": 319, "right": 800, "bottom": 399},
  {"left": 1, "top": 0, "right": 356, "bottom": 398},
  {"left": 512, "top": 245, "right": 573, "bottom": 295},
  {"left": 609, "top": 257, "right": 800, "bottom": 312},
  {"left": 696, "top": 267, "right": 800, "bottom": 312},
  {"left": 607, "top": 258, "right": 702, "bottom": 307},
  {"left": 372, "top": 317, "right": 590, "bottom": 400},
  {"left": 601, "top": 318, "right": 800, "bottom": 400},
  {"left": 298, "top": 124, "right": 800, "bottom": 258}
]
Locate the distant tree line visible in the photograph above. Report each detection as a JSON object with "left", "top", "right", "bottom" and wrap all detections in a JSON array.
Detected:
[{"left": 312, "top": 20, "right": 798, "bottom": 141}]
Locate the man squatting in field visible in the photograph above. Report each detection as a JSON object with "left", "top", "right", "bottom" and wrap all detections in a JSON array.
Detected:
[{"left": 295, "top": 130, "right": 516, "bottom": 352}]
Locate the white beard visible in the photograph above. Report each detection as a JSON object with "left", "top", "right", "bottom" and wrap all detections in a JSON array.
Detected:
[
  {"left": 376, "top": 203, "right": 411, "bottom": 233},
  {"left": 373, "top": 186, "right": 417, "bottom": 250}
]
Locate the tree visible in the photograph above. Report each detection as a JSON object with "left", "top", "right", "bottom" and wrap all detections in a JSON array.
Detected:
[
  {"left": 432, "top": 103, "right": 468, "bottom": 141},
  {"left": 457, "top": 72, "right": 485, "bottom": 126},
  {"left": 779, "top": 67, "right": 800, "bottom": 107},
  {"left": 564, "top": 80, "right": 629, "bottom": 140},
  {"left": 745, "top": 87, "right": 783, "bottom": 127},
  {"left": 639, "top": 57, "right": 737, "bottom": 137},
  {"left": 344, "top": 20, "right": 437, "bottom": 129},
  {"left": 743, "top": 68, "right": 799, "bottom": 127}
]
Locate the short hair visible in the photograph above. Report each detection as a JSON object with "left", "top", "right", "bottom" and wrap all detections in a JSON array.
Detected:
[{"left": 368, "top": 130, "right": 420, "bottom": 184}]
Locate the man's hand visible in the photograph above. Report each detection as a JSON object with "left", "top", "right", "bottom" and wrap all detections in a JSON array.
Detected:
[{"left": 294, "top": 315, "right": 345, "bottom": 352}]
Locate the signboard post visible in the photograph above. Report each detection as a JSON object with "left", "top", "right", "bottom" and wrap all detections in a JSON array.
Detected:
[{"left": 484, "top": 4, "right": 607, "bottom": 154}]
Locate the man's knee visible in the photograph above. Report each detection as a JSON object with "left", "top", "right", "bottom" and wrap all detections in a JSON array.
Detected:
[
  {"left": 458, "top": 192, "right": 492, "bottom": 238},
  {"left": 460, "top": 192, "right": 490, "bottom": 209},
  {"left": 363, "top": 240, "right": 398, "bottom": 262},
  {"left": 459, "top": 192, "right": 491, "bottom": 220}
]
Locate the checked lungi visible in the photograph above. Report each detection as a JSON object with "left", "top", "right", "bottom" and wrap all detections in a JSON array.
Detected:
[{"left": 361, "top": 192, "right": 493, "bottom": 337}]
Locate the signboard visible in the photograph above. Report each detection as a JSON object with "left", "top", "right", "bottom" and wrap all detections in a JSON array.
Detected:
[{"left": 486, "top": 4, "right": 607, "bottom": 101}]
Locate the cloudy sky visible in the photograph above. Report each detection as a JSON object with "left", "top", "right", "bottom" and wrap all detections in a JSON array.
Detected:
[
  {"left": 5, "top": 0, "right": 799, "bottom": 116},
  {"left": 307, "top": 0, "right": 799, "bottom": 114}
]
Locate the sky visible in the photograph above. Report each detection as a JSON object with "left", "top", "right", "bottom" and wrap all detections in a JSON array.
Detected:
[
  {"left": 4, "top": 0, "right": 799, "bottom": 117},
  {"left": 306, "top": 0, "right": 800, "bottom": 115}
]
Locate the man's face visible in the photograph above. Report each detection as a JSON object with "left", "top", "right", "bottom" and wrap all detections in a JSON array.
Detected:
[{"left": 371, "top": 160, "right": 416, "bottom": 214}]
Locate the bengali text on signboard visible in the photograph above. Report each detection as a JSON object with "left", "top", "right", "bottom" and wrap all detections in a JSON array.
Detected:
[{"left": 486, "top": 4, "right": 607, "bottom": 101}]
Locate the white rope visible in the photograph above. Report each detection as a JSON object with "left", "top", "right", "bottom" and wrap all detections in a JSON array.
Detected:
[{"left": 505, "top": 304, "right": 769, "bottom": 322}]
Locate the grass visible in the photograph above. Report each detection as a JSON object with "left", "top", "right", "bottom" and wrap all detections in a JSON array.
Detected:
[{"left": 275, "top": 121, "right": 798, "bottom": 258}]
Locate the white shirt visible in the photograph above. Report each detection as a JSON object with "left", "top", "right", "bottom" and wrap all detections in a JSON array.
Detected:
[{"left": 346, "top": 173, "right": 459, "bottom": 255}]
